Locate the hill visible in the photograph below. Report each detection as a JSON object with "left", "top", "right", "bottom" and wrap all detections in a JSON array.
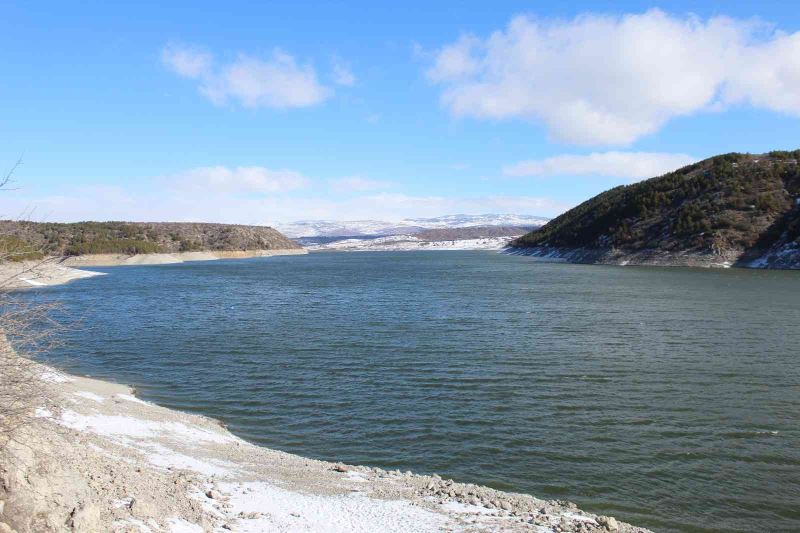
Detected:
[
  {"left": 414, "top": 225, "right": 535, "bottom": 241},
  {"left": 0, "top": 221, "right": 301, "bottom": 260},
  {"left": 510, "top": 150, "right": 800, "bottom": 269},
  {"left": 276, "top": 214, "right": 549, "bottom": 238}
]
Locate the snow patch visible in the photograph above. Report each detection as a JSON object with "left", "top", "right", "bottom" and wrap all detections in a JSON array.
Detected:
[
  {"left": 41, "top": 369, "right": 71, "bottom": 383},
  {"left": 113, "top": 517, "right": 155, "bottom": 532},
  {"left": 59, "top": 410, "right": 236, "bottom": 444},
  {"left": 74, "top": 391, "right": 105, "bottom": 403},
  {"left": 116, "top": 393, "right": 151, "bottom": 406},
  {"left": 140, "top": 441, "right": 236, "bottom": 477},
  {"left": 168, "top": 517, "right": 204, "bottom": 533},
  {"left": 220, "top": 481, "right": 447, "bottom": 533},
  {"left": 18, "top": 277, "right": 47, "bottom": 286},
  {"left": 309, "top": 236, "right": 516, "bottom": 252}
]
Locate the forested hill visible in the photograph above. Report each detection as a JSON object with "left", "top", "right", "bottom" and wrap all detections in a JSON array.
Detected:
[
  {"left": 511, "top": 151, "right": 800, "bottom": 269},
  {"left": 0, "top": 221, "right": 301, "bottom": 258}
]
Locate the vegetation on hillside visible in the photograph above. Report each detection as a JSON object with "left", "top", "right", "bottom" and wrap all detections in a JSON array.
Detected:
[
  {"left": 415, "top": 225, "right": 535, "bottom": 241},
  {"left": 0, "top": 221, "right": 300, "bottom": 257},
  {"left": 513, "top": 151, "right": 800, "bottom": 258}
]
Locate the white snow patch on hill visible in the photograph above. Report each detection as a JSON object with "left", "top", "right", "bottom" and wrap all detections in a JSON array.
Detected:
[{"left": 276, "top": 214, "right": 549, "bottom": 238}]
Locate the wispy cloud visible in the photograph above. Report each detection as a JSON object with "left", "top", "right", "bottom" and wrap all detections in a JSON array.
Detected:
[
  {"left": 428, "top": 10, "right": 800, "bottom": 145},
  {"left": 162, "top": 44, "right": 331, "bottom": 109},
  {"left": 503, "top": 152, "right": 698, "bottom": 181},
  {"left": 161, "top": 44, "right": 213, "bottom": 78},
  {"left": 331, "top": 57, "right": 356, "bottom": 86},
  {"left": 174, "top": 165, "right": 310, "bottom": 194}
]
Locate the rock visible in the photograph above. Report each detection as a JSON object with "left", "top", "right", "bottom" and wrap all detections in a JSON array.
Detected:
[
  {"left": 500, "top": 501, "right": 512, "bottom": 511},
  {"left": 332, "top": 464, "right": 349, "bottom": 473},
  {"left": 68, "top": 502, "right": 101, "bottom": 530},
  {"left": 0, "top": 522, "right": 14, "bottom": 533},
  {"left": 0, "top": 500, "right": 4, "bottom": 515},
  {"left": 596, "top": 516, "right": 619, "bottom": 531},
  {"left": 468, "top": 497, "right": 480, "bottom": 506},
  {"left": 560, "top": 517, "right": 572, "bottom": 531},
  {"left": 205, "top": 489, "right": 223, "bottom": 500},
  {"left": 425, "top": 482, "right": 435, "bottom": 490}
]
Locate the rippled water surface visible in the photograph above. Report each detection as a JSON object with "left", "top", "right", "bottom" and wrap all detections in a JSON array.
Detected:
[{"left": 31, "top": 252, "right": 800, "bottom": 532}]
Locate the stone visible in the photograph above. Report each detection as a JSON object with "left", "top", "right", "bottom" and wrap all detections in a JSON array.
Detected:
[
  {"left": 205, "top": 489, "right": 222, "bottom": 500},
  {"left": 596, "top": 516, "right": 619, "bottom": 531},
  {"left": 68, "top": 503, "right": 101, "bottom": 530},
  {"left": 0, "top": 522, "right": 14, "bottom": 533},
  {"left": 332, "top": 464, "right": 349, "bottom": 473},
  {"left": 500, "top": 501, "right": 512, "bottom": 511}
]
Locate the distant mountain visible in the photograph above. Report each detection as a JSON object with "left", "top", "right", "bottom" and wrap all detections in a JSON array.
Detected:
[
  {"left": 510, "top": 151, "right": 800, "bottom": 269},
  {"left": 276, "top": 214, "right": 549, "bottom": 238},
  {"left": 414, "top": 225, "right": 537, "bottom": 241},
  {"left": 0, "top": 221, "right": 301, "bottom": 258}
]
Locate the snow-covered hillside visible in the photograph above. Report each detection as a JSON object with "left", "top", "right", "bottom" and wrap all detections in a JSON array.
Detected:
[
  {"left": 306, "top": 235, "right": 517, "bottom": 252},
  {"left": 275, "top": 214, "right": 549, "bottom": 238}
]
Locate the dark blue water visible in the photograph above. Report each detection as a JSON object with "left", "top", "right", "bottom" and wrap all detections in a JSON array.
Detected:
[{"left": 26, "top": 252, "right": 800, "bottom": 532}]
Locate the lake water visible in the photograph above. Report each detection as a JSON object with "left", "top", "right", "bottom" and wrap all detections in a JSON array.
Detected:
[{"left": 28, "top": 251, "right": 800, "bottom": 532}]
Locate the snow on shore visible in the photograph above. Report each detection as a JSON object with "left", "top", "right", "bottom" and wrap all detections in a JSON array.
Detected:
[
  {"left": 0, "top": 365, "right": 650, "bottom": 533},
  {"left": 0, "top": 260, "right": 105, "bottom": 289},
  {"left": 307, "top": 235, "right": 516, "bottom": 252}
]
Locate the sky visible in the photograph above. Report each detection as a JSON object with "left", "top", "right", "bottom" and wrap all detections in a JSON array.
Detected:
[{"left": 1, "top": 1, "right": 799, "bottom": 224}]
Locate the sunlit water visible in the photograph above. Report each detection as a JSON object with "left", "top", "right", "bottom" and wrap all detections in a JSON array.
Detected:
[{"left": 26, "top": 251, "right": 800, "bottom": 532}]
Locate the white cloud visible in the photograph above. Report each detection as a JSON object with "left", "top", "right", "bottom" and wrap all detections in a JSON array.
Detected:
[
  {"left": 331, "top": 58, "right": 356, "bottom": 86},
  {"left": 428, "top": 10, "right": 800, "bottom": 145},
  {"left": 503, "top": 151, "right": 698, "bottom": 181},
  {"left": 163, "top": 45, "right": 331, "bottom": 109},
  {"left": 175, "top": 166, "right": 310, "bottom": 194},
  {"left": 328, "top": 176, "right": 394, "bottom": 192},
  {"left": 426, "top": 35, "right": 481, "bottom": 82},
  {"left": 161, "top": 44, "right": 213, "bottom": 78}
]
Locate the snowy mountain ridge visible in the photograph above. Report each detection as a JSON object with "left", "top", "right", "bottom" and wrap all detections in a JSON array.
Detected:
[{"left": 275, "top": 214, "right": 549, "bottom": 238}]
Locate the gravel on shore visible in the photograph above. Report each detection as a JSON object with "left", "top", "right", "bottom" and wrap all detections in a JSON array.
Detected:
[{"left": 0, "top": 363, "right": 651, "bottom": 533}]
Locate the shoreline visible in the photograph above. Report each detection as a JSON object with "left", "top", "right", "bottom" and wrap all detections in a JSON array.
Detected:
[
  {"left": 0, "top": 249, "right": 307, "bottom": 289},
  {"left": 1, "top": 362, "right": 649, "bottom": 533},
  {"left": 504, "top": 246, "right": 753, "bottom": 269},
  {"left": 59, "top": 248, "right": 308, "bottom": 267}
]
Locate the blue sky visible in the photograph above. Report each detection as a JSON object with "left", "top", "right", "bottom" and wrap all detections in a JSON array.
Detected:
[{"left": 1, "top": 1, "right": 799, "bottom": 224}]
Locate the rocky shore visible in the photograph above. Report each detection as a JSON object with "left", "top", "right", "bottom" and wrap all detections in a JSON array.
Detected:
[
  {"left": 0, "top": 363, "right": 651, "bottom": 533},
  {"left": 504, "top": 246, "right": 741, "bottom": 269}
]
